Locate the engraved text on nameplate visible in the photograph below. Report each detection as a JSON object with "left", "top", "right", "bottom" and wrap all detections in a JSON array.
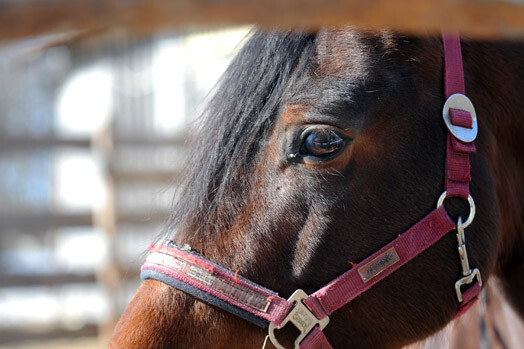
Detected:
[{"left": 358, "top": 247, "right": 400, "bottom": 283}]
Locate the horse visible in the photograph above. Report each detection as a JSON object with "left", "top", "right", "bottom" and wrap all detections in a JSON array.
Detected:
[{"left": 109, "top": 28, "right": 524, "bottom": 349}]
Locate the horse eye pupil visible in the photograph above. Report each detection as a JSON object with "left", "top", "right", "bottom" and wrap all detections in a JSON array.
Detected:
[{"left": 301, "top": 130, "right": 344, "bottom": 157}]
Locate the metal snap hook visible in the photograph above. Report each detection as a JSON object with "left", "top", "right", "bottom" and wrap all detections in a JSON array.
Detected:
[{"left": 453, "top": 217, "right": 483, "bottom": 302}]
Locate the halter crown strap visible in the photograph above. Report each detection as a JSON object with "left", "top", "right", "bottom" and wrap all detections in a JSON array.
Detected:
[
  {"left": 442, "top": 34, "right": 477, "bottom": 200},
  {"left": 140, "top": 33, "right": 480, "bottom": 349}
]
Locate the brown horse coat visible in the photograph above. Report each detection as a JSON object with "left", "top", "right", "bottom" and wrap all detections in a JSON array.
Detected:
[{"left": 110, "top": 29, "right": 524, "bottom": 348}]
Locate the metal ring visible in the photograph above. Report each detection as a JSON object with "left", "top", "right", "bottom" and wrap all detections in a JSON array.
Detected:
[{"left": 437, "top": 191, "right": 476, "bottom": 228}]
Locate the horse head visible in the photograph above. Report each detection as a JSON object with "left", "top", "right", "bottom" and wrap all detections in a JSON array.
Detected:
[{"left": 109, "top": 28, "right": 524, "bottom": 348}]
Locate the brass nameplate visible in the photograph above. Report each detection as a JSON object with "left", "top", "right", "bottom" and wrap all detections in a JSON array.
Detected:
[{"left": 358, "top": 247, "right": 400, "bottom": 283}]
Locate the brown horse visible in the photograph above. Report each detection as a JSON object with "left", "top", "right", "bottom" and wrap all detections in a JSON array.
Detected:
[{"left": 109, "top": 28, "right": 524, "bottom": 348}]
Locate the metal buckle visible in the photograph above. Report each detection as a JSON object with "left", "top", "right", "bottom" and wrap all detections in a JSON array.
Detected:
[
  {"left": 437, "top": 191, "right": 476, "bottom": 228},
  {"left": 456, "top": 268, "right": 482, "bottom": 302},
  {"left": 454, "top": 217, "right": 482, "bottom": 302},
  {"left": 442, "top": 93, "right": 478, "bottom": 143},
  {"left": 268, "top": 289, "right": 330, "bottom": 349}
]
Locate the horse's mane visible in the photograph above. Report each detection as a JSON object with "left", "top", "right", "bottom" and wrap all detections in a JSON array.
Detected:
[{"left": 166, "top": 29, "right": 317, "bottom": 239}]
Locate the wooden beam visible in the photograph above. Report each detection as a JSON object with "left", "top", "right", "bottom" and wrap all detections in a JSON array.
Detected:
[{"left": 1, "top": 0, "right": 524, "bottom": 40}]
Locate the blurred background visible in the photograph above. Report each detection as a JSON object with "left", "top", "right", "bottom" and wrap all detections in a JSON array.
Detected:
[{"left": 0, "top": 26, "right": 250, "bottom": 348}]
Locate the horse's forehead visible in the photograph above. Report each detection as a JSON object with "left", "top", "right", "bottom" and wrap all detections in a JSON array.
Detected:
[{"left": 314, "top": 29, "right": 396, "bottom": 77}]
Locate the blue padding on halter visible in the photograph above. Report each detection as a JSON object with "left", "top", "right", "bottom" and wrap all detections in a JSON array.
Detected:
[{"left": 141, "top": 268, "right": 269, "bottom": 328}]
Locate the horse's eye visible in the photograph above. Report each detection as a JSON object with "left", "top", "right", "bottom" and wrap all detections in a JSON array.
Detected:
[{"left": 300, "top": 129, "right": 345, "bottom": 158}]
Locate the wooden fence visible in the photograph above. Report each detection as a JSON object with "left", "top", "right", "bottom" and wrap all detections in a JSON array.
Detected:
[{"left": 1, "top": 0, "right": 524, "bottom": 40}]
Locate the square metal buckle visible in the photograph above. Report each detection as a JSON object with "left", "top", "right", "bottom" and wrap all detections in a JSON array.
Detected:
[
  {"left": 455, "top": 268, "right": 482, "bottom": 303},
  {"left": 268, "top": 289, "right": 330, "bottom": 349}
]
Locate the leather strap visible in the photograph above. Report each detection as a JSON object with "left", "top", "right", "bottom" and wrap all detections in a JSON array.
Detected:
[
  {"left": 443, "top": 35, "right": 465, "bottom": 98},
  {"left": 303, "top": 206, "right": 454, "bottom": 319},
  {"left": 299, "top": 326, "right": 333, "bottom": 349},
  {"left": 456, "top": 282, "right": 481, "bottom": 317},
  {"left": 442, "top": 34, "right": 476, "bottom": 200},
  {"left": 442, "top": 33, "right": 481, "bottom": 313},
  {"left": 142, "top": 244, "right": 293, "bottom": 327}
]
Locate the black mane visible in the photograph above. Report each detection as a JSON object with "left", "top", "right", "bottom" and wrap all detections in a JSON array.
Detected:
[{"left": 166, "top": 29, "right": 316, "bottom": 239}]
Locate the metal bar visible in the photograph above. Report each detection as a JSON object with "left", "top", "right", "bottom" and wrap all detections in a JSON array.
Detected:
[
  {"left": 110, "top": 170, "right": 179, "bottom": 183},
  {"left": 0, "top": 324, "right": 98, "bottom": 344},
  {"left": 0, "top": 214, "right": 93, "bottom": 231},
  {"left": 0, "top": 269, "right": 140, "bottom": 287},
  {"left": 0, "top": 273, "right": 97, "bottom": 287},
  {"left": 116, "top": 212, "right": 169, "bottom": 224},
  {"left": 112, "top": 137, "right": 188, "bottom": 146},
  {"left": 0, "top": 138, "right": 91, "bottom": 151}
]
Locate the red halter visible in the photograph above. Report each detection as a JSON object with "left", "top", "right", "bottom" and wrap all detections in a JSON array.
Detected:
[{"left": 140, "top": 33, "right": 481, "bottom": 349}]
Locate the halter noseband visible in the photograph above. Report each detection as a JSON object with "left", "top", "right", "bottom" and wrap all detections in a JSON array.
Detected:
[{"left": 140, "top": 33, "right": 481, "bottom": 349}]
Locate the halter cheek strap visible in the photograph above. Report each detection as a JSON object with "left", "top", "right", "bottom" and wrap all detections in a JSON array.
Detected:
[{"left": 140, "top": 33, "right": 482, "bottom": 349}]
